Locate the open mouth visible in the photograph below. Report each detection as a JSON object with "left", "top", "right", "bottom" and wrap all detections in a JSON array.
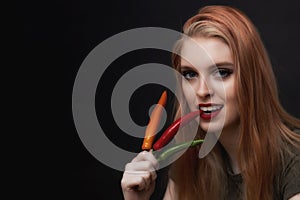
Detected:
[{"left": 199, "top": 104, "right": 223, "bottom": 119}]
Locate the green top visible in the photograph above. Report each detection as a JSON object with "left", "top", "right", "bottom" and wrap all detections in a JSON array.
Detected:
[
  {"left": 151, "top": 130, "right": 300, "bottom": 200},
  {"left": 227, "top": 131, "right": 300, "bottom": 200}
]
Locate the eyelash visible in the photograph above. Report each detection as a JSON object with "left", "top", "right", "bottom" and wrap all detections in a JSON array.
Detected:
[
  {"left": 181, "top": 70, "right": 198, "bottom": 80},
  {"left": 181, "top": 68, "right": 233, "bottom": 80},
  {"left": 214, "top": 68, "right": 233, "bottom": 79}
]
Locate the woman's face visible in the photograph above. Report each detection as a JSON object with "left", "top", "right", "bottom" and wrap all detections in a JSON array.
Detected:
[{"left": 180, "top": 37, "right": 240, "bottom": 133}]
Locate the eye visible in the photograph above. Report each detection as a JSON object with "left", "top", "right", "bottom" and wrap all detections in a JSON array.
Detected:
[
  {"left": 214, "top": 68, "right": 233, "bottom": 79},
  {"left": 181, "top": 70, "right": 198, "bottom": 80}
]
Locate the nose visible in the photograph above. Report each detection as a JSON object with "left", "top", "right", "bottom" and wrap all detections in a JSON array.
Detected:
[{"left": 196, "top": 77, "right": 213, "bottom": 99}]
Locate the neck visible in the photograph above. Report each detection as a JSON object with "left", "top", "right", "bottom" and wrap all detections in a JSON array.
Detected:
[{"left": 218, "top": 125, "right": 241, "bottom": 174}]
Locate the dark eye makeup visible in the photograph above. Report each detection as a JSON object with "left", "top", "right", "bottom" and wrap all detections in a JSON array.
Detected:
[
  {"left": 181, "top": 69, "right": 198, "bottom": 80},
  {"left": 180, "top": 63, "right": 234, "bottom": 81},
  {"left": 215, "top": 68, "right": 233, "bottom": 79}
]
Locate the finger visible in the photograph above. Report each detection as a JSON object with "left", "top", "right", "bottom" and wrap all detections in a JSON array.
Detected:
[
  {"left": 125, "top": 162, "right": 157, "bottom": 181},
  {"left": 138, "top": 176, "right": 150, "bottom": 191},
  {"left": 124, "top": 169, "right": 156, "bottom": 183},
  {"left": 121, "top": 173, "right": 148, "bottom": 191},
  {"left": 125, "top": 161, "right": 156, "bottom": 172},
  {"left": 131, "top": 151, "right": 159, "bottom": 169}
]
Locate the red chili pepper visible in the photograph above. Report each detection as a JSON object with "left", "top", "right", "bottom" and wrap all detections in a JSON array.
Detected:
[{"left": 152, "top": 110, "right": 203, "bottom": 150}]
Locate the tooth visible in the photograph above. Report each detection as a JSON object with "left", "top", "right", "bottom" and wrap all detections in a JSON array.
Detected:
[{"left": 200, "top": 105, "right": 223, "bottom": 112}]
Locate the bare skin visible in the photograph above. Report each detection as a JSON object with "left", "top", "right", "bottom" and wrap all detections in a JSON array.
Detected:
[{"left": 121, "top": 151, "right": 158, "bottom": 200}]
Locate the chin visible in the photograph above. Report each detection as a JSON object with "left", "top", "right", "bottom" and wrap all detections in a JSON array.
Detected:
[{"left": 200, "top": 121, "right": 225, "bottom": 133}]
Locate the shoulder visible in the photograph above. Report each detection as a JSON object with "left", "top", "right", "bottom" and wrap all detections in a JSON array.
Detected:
[
  {"left": 279, "top": 129, "right": 300, "bottom": 200},
  {"left": 283, "top": 129, "right": 300, "bottom": 168}
]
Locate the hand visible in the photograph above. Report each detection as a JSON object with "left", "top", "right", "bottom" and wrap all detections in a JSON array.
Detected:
[{"left": 121, "top": 151, "right": 159, "bottom": 200}]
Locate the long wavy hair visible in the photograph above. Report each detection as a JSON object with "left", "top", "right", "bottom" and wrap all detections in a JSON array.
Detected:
[{"left": 169, "top": 5, "right": 300, "bottom": 200}]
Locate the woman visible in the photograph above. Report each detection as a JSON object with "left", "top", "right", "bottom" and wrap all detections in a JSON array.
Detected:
[{"left": 121, "top": 5, "right": 300, "bottom": 200}]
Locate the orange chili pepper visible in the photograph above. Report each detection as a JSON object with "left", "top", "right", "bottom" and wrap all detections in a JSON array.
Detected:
[{"left": 142, "top": 91, "right": 167, "bottom": 150}]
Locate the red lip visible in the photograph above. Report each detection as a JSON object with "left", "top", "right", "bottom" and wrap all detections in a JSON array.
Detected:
[
  {"left": 198, "top": 103, "right": 223, "bottom": 120},
  {"left": 200, "top": 110, "right": 221, "bottom": 120}
]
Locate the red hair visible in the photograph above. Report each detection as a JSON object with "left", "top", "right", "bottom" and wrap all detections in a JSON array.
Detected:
[{"left": 170, "top": 5, "right": 300, "bottom": 199}]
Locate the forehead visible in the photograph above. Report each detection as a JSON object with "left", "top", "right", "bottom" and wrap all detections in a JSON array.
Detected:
[{"left": 180, "top": 37, "right": 233, "bottom": 68}]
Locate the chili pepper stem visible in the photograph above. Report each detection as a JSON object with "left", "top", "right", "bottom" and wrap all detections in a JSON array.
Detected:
[{"left": 154, "top": 139, "right": 204, "bottom": 162}]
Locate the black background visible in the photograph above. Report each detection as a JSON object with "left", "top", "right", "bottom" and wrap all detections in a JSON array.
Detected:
[{"left": 22, "top": 0, "right": 300, "bottom": 199}]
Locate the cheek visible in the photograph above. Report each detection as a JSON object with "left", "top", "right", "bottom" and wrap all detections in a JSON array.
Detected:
[
  {"left": 213, "top": 78, "right": 235, "bottom": 101},
  {"left": 181, "top": 82, "right": 196, "bottom": 108},
  {"left": 223, "top": 82, "right": 239, "bottom": 118},
  {"left": 224, "top": 79, "right": 236, "bottom": 102}
]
